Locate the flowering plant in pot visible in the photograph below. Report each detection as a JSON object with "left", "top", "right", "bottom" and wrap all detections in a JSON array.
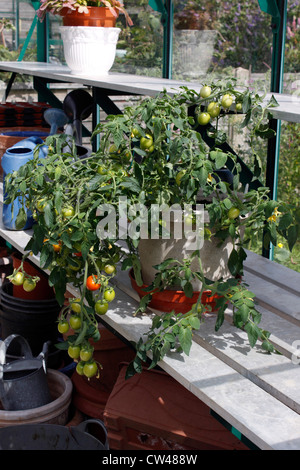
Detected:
[
  {"left": 37, "top": 0, "right": 133, "bottom": 26},
  {"left": 36, "top": 0, "right": 133, "bottom": 75},
  {"left": 3, "top": 81, "right": 298, "bottom": 379}
]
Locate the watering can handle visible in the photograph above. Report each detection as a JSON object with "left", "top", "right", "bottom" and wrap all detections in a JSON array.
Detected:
[
  {"left": 72, "top": 419, "right": 109, "bottom": 448},
  {"left": 38, "top": 340, "right": 51, "bottom": 373},
  {"left": 0, "top": 334, "right": 33, "bottom": 366}
]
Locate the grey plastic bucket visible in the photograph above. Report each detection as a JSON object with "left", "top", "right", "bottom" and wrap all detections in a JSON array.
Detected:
[{"left": 0, "top": 334, "right": 52, "bottom": 411}]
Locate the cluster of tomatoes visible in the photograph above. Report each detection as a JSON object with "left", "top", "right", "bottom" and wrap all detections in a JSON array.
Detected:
[
  {"left": 196, "top": 85, "right": 243, "bottom": 126},
  {"left": 57, "top": 266, "right": 116, "bottom": 379},
  {"left": 8, "top": 268, "right": 39, "bottom": 293}
]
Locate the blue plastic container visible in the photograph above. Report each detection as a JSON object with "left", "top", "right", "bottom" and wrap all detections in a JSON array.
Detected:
[{"left": 2, "top": 137, "right": 48, "bottom": 230}]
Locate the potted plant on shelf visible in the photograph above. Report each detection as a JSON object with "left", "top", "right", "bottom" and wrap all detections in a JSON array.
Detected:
[
  {"left": 172, "top": 0, "right": 219, "bottom": 79},
  {"left": 3, "top": 80, "right": 298, "bottom": 380},
  {"left": 36, "top": 0, "right": 133, "bottom": 75}
]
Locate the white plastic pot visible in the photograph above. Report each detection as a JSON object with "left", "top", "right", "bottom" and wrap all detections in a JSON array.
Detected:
[{"left": 59, "top": 26, "right": 121, "bottom": 76}]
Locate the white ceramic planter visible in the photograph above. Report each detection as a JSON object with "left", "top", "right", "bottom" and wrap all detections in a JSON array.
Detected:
[{"left": 59, "top": 26, "right": 121, "bottom": 76}]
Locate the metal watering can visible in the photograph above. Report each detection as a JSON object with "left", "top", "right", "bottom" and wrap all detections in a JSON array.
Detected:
[
  {"left": 0, "top": 334, "right": 52, "bottom": 411},
  {"left": 0, "top": 419, "right": 109, "bottom": 450}
]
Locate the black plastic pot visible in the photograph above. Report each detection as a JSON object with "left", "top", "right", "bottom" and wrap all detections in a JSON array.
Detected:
[
  {"left": 0, "top": 419, "right": 109, "bottom": 450},
  {"left": 0, "top": 282, "right": 61, "bottom": 357}
]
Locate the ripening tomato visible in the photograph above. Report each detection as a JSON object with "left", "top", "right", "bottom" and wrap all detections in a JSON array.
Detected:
[{"left": 86, "top": 275, "right": 101, "bottom": 291}]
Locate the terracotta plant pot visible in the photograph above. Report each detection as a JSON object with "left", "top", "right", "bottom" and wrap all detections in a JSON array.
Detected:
[
  {"left": 129, "top": 268, "right": 220, "bottom": 314},
  {"left": 61, "top": 6, "right": 119, "bottom": 27}
]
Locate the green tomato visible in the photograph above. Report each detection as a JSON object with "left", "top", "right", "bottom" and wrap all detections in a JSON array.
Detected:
[
  {"left": 62, "top": 206, "right": 75, "bottom": 218},
  {"left": 95, "top": 300, "right": 109, "bottom": 315},
  {"left": 228, "top": 207, "right": 240, "bottom": 219},
  {"left": 197, "top": 112, "right": 211, "bottom": 126},
  {"left": 104, "top": 288, "right": 116, "bottom": 302},
  {"left": 235, "top": 102, "right": 243, "bottom": 112},
  {"left": 80, "top": 347, "right": 94, "bottom": 362},
  {"left": 58, "top": 320, "right": 69, "bottom": 334},
  {"left": 36, "top": 198, "right": 47, "bottom": 212},
  {"left": 69, "top": 315, "right": 82, "bottom": 330},
  {"left": 140, "top": 134, "right": 154, "bottom": 150},
  {"left": 200, "top": 85, "right": 212, "bottom": 98},
  {"left": 23, "top": 278, "right": 36, "bottom": 292},
  {"left": 11, "top": 271, "right": 25, "bottom": 286},
  {"left": 68, "top": 345, "right": 81, "bottom": 359},
  {"left": 131, "top": 128, "right": 141, "bottom": 138},
  {"left": 83, "top": 361, "right": 98, "bottom": 378},
  {"left": 70, "top": 299, "right": 81, "bottom": 314},
  {"left": 207, "top": 101, "right": 221, "bottom": 118},
  {"left": 104, "top": 264, "right": 116, "bottom": 275},
  {"left": 221, "top": 94, "right": 233, "bottom": 109},
  {"left": 76, "top": 361, "right": 85, "bottom": 375},
  {"left": 97, "top": 166, "right": 107, "bottom": 175}
]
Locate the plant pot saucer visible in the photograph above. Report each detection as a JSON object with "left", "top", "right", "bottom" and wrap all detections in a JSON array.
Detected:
[{"left": 129, "top": 268, "right": 220, "bottom": 314}]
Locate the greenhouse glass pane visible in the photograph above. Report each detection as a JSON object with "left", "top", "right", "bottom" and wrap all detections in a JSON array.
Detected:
[
  {"left": 172, "top": 0, "right": 275, "bottom": 93},
  {"left": 111, "top": 0, "right": 164, "bottom": 77}
]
